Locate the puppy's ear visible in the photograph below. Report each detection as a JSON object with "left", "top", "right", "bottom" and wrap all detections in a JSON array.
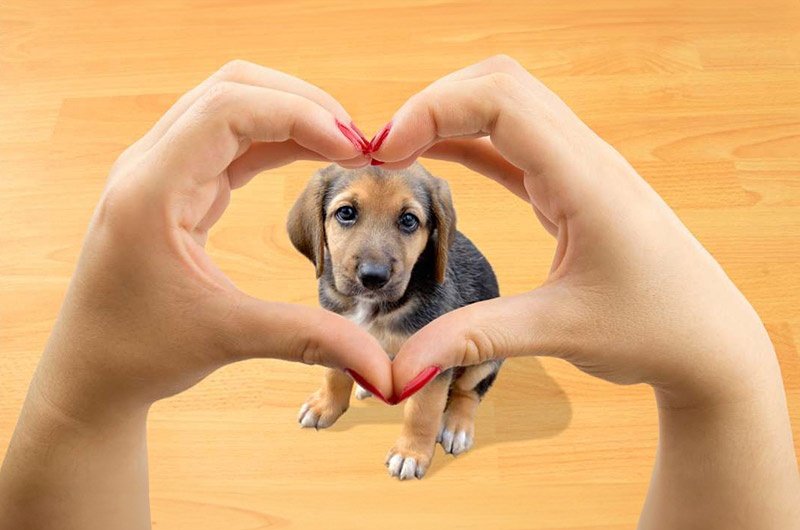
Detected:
[
  {"left": 287, "top": 170, "right": 329, "bottom": 278},
  {"left": 430, "top": 178, "right": 457, "bottom": 283}
]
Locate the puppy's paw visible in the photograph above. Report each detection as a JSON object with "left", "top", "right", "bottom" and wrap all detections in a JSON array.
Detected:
[
  {"left": 385, "top": 443, "right": 433, "bottom": 480},
  {"left": 438, "top": 409, "right": 475, "bottom": 456},
  {"left": 354, "top": 385, "right": 373, "bottom": 400},
  {"left": 297, "top": 389, "right": 348, "bottom": 429}
]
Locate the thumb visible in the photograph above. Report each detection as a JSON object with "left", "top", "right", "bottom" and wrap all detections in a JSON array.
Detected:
[
  {"left": 226, "top": 294, "right": 394, "bottom": 402},
  {"left": 392, "top": 285, "right": 580, "bottom": 403}
]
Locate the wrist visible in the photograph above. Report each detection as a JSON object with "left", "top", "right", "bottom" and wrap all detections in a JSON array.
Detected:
[
  {"left": 645, "top": 373, "right": 800, "bottom": 529},
  {"left": 30, "top": 333, "right": 152, "bottom": 430},
  {"left": 1, "top": 371, "right": 150, "bottom": 530}
]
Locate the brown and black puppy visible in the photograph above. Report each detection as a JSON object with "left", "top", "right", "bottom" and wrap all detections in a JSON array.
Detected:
[{"left": 287, "top": 162, "right": 501, "bottom": 480}]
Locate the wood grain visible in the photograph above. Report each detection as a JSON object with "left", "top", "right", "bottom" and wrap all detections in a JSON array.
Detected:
[{"left": 1, "top": 1, "right": 799, "bottom": 528}]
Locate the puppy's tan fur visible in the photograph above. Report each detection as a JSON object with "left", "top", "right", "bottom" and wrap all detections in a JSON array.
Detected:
[{"left": 289, "top": 164, "right": 500, "bottom": 478}]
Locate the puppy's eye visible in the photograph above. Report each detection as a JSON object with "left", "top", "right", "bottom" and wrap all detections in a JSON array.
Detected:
[
  {"left": 399, "top": 212, "right": 420, "bottom": 232},
  {"left": 335, "top": 206, "right": 357, "bottom": 225}
]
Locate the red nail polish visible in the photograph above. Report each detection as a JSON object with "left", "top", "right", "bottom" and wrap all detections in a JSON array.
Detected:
[
  {"left": 344, "top": 369, "right": 390, "bottom": 404},
  {"left": 370, "top": 159, "right": 384, "bottom": 166},
  {"left": 395, "top": 366, "right": 441, "bottom": 404},
  {"left": 368, "top": 120, "right": 393, "bottom": 154},
  {"left": 336, "top": 119, "right": 368, "bottom": 153},
  {"left": 349, "top": 121, "right": 370, "bottom": 152}
]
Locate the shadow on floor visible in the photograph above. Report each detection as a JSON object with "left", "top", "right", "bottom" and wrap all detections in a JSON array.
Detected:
[{"left": 324, "top": 356, "right": 572, "bottom": 477}]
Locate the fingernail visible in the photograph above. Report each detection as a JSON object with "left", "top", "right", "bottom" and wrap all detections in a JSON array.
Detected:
[
  {"left": 336, "top": 119, "right": 368, "bottom": 153},
  {"left": 344, "top": 369, "right": 390, "bottom": 404},
  {"left": 368, "top": 120, "right": 393, "bottom": 154},
  {"left": 370, "top": 159, "right": 384, "bottom": 166},
  {"left": 395, "top": 366, "right": 441, "bottom": 404},
  {"left": 349, "top": 121, "right": 371, "bottom": 152}
]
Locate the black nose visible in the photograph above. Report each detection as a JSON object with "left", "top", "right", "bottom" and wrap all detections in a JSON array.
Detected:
[{"left": 357, "top": 263, "right": 390, "bottom": 290}]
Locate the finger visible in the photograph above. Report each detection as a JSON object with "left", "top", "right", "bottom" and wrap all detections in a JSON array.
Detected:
[
  {"left": 134, "top": 60, "right": 356, "bottom": 156},
  {"left": 227, "top": 142, "right": 367, "bottom": 189},
  {"left": 368, "top": 55, "right": 545, "bottom": 165},
  {"left": 370, "top": 67, "right": 597, "bottom": 212},
  {"left": 150, "top": 81, "right": 363, "bottom": 186},
  {"left": 372, "top": 144, "right": 431, "bottom": 170},
  {"left": 421, "top": 138, "right": 558, "bottom": 235},
  {"left": 427, "top": 54, "right": 551, "bottom": 96},
  {"left": 391, "top": 285, "right": 581, "bottom": 403},
  {"left": 369, "top": 73, "right": 549, "bottom": 174},
  {"left": 226, "top": 141, "right": 327, "bottom": 189},
  {"left": 227, "top": 295, "right": 394, "bottom": 401},
  {"left": 422, "top": 138, "right": 529, "bottom": 201}
]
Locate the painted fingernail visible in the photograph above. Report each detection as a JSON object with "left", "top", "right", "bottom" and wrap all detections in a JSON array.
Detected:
[
  {"left": 368, "top": 120, "right": 393, "bottom": 153},
  {"left": 395, "top": 366, "right": 441, "bottom": 404},
  {"left": 345, "top": 368, "right": 390, "bottom": 404},
  {"left": 336, "top": 119, "right": 368, "bottom": 153},
  {"left": 349, "top": 121, "right": 371, "bottom": 152},
  {"left": 370, "top": 159, "right": 385, "bottom": 166}
]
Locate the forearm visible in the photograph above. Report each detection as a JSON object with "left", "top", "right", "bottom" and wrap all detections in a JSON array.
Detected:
[
  {"left": 0, "top": 369, "right": 151, "bottom": 530},
  {"left": 640, "top": 352, "right": 800, "bottom": 529}
]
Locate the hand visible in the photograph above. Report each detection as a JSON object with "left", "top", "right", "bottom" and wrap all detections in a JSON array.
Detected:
[
  {"left": 36, "top": 60, "right": 394, "bottom": 421},
  {"left": 370, "top": 56, "right": 800, "bottom": 529},
  {"left": 372, "top": 55, "right": 778, "bottom": 407}
]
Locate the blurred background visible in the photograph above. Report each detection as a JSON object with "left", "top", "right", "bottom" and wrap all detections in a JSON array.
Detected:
[{"left": 1, "top": 1, "right": 798, "bottom": 528}]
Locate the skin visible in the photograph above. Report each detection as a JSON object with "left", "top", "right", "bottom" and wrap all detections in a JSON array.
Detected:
[
  {"left": 0, "top": 56, "right": 798, "bottom": 529},
  {"left": 374, "top": 55, "right": 800, "bottom": 529},
  {"left": 0, "top": 60, "right": 391, "bottom": 530}
]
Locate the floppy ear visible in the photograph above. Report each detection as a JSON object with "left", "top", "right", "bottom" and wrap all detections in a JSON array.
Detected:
[
  {"left": 430, "top": 178, "right": 457, "bottom": 284},
  {"left": 287, "top": 170, "right": 329, "bottom": 278}
]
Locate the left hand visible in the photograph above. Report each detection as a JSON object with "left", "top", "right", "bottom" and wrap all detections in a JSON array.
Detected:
[{"left": 34, "top": 60, "right": 394, "bottom": 421}]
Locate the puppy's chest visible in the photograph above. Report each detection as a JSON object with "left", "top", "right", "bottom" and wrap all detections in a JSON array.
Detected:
[{"left": 346, "top": 302, "right": 410, "bottom": 359}]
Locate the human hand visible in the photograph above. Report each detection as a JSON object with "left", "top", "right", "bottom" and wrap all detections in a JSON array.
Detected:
[
  {"left": 35, "top": 61, "right": 394, "bottom": 422},
  {"left": 370, "top": 56, "right": 799, "bottom": 527},
  {"left": 372, "top": 55, "right": 779, "bottom": 408}
]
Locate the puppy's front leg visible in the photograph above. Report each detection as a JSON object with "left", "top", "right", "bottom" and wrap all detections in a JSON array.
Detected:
[
  {"left": 298, "top": 368, "right": 353, "bottom": 429},
  {"left": 386, "top": 371, "right": 452, "bottom": 480}
]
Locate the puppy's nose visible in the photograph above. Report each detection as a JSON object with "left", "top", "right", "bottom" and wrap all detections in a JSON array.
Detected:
[{"left": 357, "top": 262, "right": 390, "bottom": 290}]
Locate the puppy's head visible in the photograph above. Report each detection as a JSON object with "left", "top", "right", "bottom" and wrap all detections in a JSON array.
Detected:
[{"left": 287, "top": 163, "right": 456, "bottom": 302}]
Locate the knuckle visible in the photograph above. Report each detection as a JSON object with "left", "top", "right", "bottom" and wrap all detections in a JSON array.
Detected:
[
  {"left": 487, "top": 53, "right": 520, "bottom": 68},
  {"left": 93, "top": 182, "right": 141, "bottom": 235},
  {"left": 298, "top": 337, "right": 324, "bottom": 366},
  {"left": 486, "top": 71, "right": 521, "bottom": 94},
  {"left": 216, "top": 59, "right": 252, "bottom": 80},
  {"left": 198, "top": 81, "right": 238, "bottom": 114},
  {"left": 289, "top": 92, "right": 315, "bottom": 115},
  {"left": 109, "top": 145, "right": 135, "bottom": 175},
  {"left": 486, "top": 54, "right": 523, "bottom": 72},
  {"left": 460, "top": 327, "right": 496, "bottom": 366},
  {"left": 410, "top": 90, "right": 443, "bottom": 127}
]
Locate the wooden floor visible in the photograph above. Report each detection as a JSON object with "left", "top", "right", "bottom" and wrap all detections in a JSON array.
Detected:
[{"left": 2, "top": 1, "right": 799, "bottom": 528}]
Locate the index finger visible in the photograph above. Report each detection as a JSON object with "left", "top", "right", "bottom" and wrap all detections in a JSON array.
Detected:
[
  {"left": 149, "top": 81, "right": 365, "bottom": 186},
  {"left": 135, "top": 60, "right": 357, "bottom": 156},
  {"left": 372, "top": 72, "right": 551, "bottom": 173}
]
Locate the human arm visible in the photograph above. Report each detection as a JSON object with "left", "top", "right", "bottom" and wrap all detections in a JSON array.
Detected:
[
  {"left": 374, "top": 55, "right": 800, "bottom": 529},
  {"left": 0, "top": 61, "right": 391, "bottom": 530}
]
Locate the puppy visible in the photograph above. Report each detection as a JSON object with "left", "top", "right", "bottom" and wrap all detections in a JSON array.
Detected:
[{"left": 287, "top": 162, "right": 501, "bottom": 480}]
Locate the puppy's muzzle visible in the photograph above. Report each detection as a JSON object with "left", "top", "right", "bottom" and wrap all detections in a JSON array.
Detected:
[{"left": 357, "top": 262, "right": 391, "bottom": 290}]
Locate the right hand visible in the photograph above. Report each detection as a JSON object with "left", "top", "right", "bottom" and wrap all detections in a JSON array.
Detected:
[{"left": 372, "top": 55, "right": 779, "bottom": 408}]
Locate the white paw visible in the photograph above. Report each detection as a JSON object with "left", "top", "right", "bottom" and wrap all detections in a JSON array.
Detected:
[
  {"left": 297, "top": 390, "right": 346, "bottom": 429},
  {"left": 437, "top": 424, "right": 474, "bottom": 456},
  {"left": 355, "top": 385, "right": 373, "bottom": 400},
  {"left": 386, "top": 453, "right": 424, "bottom": 480},
  {"left": 297, "top": 402, "right": 329, "bottom": 429}
]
